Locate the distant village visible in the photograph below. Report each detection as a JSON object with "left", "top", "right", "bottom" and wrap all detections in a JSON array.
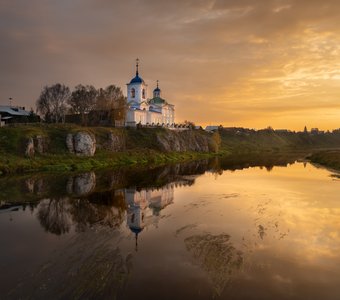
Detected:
[{"left": 0, "top": 60, "right": 339, "bottom": 135}]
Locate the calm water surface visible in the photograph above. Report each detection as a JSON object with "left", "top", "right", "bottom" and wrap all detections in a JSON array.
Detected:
[{"left": 1, "top": 157, "right": 340, "bottom": 299}]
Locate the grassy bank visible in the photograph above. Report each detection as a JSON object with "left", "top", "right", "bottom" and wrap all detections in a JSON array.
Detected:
[
  {"left": 0, "top": 123, "right": 227, "bottom": 174},
  {"left": 3, "top": 124, "right": 340, "bottom": 175},
  {"left": 0, "top": 150, "right": 225, "bottom": 175},
  {"left": 309, "top": 150, "right": 340, "bottom": 171}
]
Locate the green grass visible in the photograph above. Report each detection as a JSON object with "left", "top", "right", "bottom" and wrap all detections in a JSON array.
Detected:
[
  {"left": 0, "top": 124, "right": 226, "bottom": 175},
  {"left": 3, "top": 123, "right": 340, "bottom": 176},
  {"left": 309, "top": 150, "right": 340, "bottom": 170},
  {"left": 0, "top": 149, "right": 223, "bottom": 175}
]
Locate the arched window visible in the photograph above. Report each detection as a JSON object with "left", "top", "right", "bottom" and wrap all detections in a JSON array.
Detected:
[
  {"left": 131, "top": 88, "right": 135, "bottom": 98},
  {"left": 142, "top": 88, "right": 145, "bottom": 99}
]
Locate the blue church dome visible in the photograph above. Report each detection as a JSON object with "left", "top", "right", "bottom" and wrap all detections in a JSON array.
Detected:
[
  {"left": 130, "top": 75, "right": 144, "bottom": 84},
  {"left": 129, "top": 226, "right": 143, "bottom": 234},
  {"left": 153, "top": 87, "right": 160, "bottom": 92}
]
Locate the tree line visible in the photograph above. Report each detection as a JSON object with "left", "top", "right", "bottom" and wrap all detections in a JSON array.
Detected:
[{"left": 36, "top": 83, "right": 126, "bottom": 126}]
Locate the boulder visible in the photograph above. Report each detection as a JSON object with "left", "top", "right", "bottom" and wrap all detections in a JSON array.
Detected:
[{"left": 66, "top": 132, "right": 96, "bottom": 156}]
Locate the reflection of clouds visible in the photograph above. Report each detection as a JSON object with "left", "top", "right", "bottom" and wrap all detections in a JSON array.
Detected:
[
  {"left": 282, "top": 205, "right": 340, "bottom": 261},
  {"left": 245, "top": 197, "right": 290, "bottom": 244},
  {"left": 242, "top": 191, "right": 340, "bottom": 269}
]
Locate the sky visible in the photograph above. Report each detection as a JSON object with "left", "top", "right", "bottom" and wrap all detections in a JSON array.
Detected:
[{"left": 1, "top": 0, "right": 340, "bottom": 130}]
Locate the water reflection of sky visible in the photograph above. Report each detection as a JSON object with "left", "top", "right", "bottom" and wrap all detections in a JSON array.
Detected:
[{"left": 0, "top": 161, "right": 340, "bottom": 299}]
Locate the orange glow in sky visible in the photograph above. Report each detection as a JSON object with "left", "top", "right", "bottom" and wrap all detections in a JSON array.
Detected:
[{"left": 1, "top": 0, "right": 340, "bottom": 130}]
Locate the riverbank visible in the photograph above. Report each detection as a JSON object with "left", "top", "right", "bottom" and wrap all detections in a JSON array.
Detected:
[
  {"left": 0, "top": 150, "right": 225, "bottom": 175},
  {"left": 309, "top": 150, "right": 340, "bottom": 171},
  {"left": 0, "top": 124, "right": 224, "bottom": 175},
  {"left": 2, "top": 124, "right": 340, "bottom": 175}
]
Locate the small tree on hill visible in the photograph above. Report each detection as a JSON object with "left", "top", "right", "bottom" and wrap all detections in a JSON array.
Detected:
[
  {"left": 93, "top": 85, "right": 126, "bottom": 126},
  {"left": 36, "top": 83, "right": 70, "bottom": 123},
  {"left": 69, "top": 84, "right": 97, "bottom": 125},
  {"left": 184, "top": 120, "right": 195, "bottom": 129}
]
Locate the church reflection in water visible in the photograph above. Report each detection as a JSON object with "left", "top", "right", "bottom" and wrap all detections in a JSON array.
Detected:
[{"left": 124, "top": 183, "right": 175, "bottom": 250}]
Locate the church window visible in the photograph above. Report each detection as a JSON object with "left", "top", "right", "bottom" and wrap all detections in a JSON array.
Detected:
[
  {"left": 142, "top": 89, "right": 145, "bottom": 99},
  {"left": 131, "top": 88, "right": 135, "bottom": 98}
]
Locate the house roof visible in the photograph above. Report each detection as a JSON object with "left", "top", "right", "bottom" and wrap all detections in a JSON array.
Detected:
[
  {"left": 0, "top": 106, "right": 30, "bottom": 116},
  {"left": 205, "top": 125, "right": 219, "bottom": 131}
]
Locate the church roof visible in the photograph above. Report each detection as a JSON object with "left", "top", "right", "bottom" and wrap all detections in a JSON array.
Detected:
[
  {"left": 130, "top": 74, "right": 145, "bottom": 84},
  {"left": 153, "top": 87, "right": 160, "bottom": 92},
  {"left": 149, "top": 96, "right": 166, "bottom": 105},
  {"left": 129, "top": 226, "right": 143, "bottom": 234}
]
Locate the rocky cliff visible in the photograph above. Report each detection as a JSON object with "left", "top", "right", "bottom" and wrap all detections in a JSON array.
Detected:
[
  {"left": 155, "top": 130, "right": 215, "bottom": 152},
  {"left": 19, "top": 127, "right": 218, "bottom": 157}
]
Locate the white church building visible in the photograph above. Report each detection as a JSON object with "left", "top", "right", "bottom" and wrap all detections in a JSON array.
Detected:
[{"left": 125, "top": 60, "right": 175, "bottom": 127}]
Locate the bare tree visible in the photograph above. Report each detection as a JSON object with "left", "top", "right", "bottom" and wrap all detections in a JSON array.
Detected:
[
  {"left": 69, "top": 84, "right": 97, "bottom": 125},
  {"left": 36, "top": 84, "right": 70, "bottom": 123},
  {"left": 91, "top": 85, "right": 126, "bottom": 126}
]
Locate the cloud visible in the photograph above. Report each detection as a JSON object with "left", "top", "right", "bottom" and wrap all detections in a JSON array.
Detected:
[{"left": 1, "top": 0, "right": 340, "bottom": 129}]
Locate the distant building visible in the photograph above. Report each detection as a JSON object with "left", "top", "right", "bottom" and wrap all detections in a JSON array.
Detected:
[
  {"left": 205, "top": 125, "right": 219, "bottom": 132},
  {"left": 311, "top": 128, "right": 319, "bottom": 134},
  {"left": 125, "top": 59, "right": 175, "bottom": 127},
  {"left": 0, "top": 105, "right": 31, "bottom": 125}
]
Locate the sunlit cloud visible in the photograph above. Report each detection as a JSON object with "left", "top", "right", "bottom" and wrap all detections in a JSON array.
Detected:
[{"left": 1, "top": 0, "right": 340, "bottom": 129}]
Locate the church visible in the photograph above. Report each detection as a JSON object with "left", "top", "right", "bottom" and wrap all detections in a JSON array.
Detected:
[{"left": 125, "top": 60, "right": 175, "bottom": 127}]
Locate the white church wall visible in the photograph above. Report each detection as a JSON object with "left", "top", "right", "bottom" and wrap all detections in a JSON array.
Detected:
[{"left": 127, "top": 83, "right": 147, "bottom": 104}]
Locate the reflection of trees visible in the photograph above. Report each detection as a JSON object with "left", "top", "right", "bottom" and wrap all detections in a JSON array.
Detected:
[
  {"left": 36, "top": 190, "right": 126, "bottom": 235},
  {"left": 69, "top": 190, "right": 126, "bottom": 232},
  {"left": 37, "top": 198, "right": 71, "bottom": 235},
  {"left": 185, "top": 234, "right": 243, "bottom": 296},
  {"left": 217, "top": 152, "right": 299, "bottom": 172}
]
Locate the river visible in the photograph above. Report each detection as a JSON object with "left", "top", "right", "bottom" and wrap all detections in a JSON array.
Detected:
[{"left": 0, "top": 155, "right": 340, "bottom": 299}]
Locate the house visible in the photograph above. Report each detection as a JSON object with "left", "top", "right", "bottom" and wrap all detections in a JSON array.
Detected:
[
  {"left": 205, "top": 125, "right": 219, "bottom": 132},
  {"left": 0, "top": 105, "right": 31, "bottom": 125}
]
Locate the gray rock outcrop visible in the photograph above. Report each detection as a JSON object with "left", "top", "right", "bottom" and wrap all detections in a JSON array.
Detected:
[
  {"left": 24, "top": 135, "right": 49, "bottom": 157},
  {"left": 34, "top": 135, "right": 47, "bottom": 154},
  {"left": 156, "top": 130, "right": 213, "bottom": 153},
  {"left": 66, "top": 132, "right": 96, "bottom": 156}
]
